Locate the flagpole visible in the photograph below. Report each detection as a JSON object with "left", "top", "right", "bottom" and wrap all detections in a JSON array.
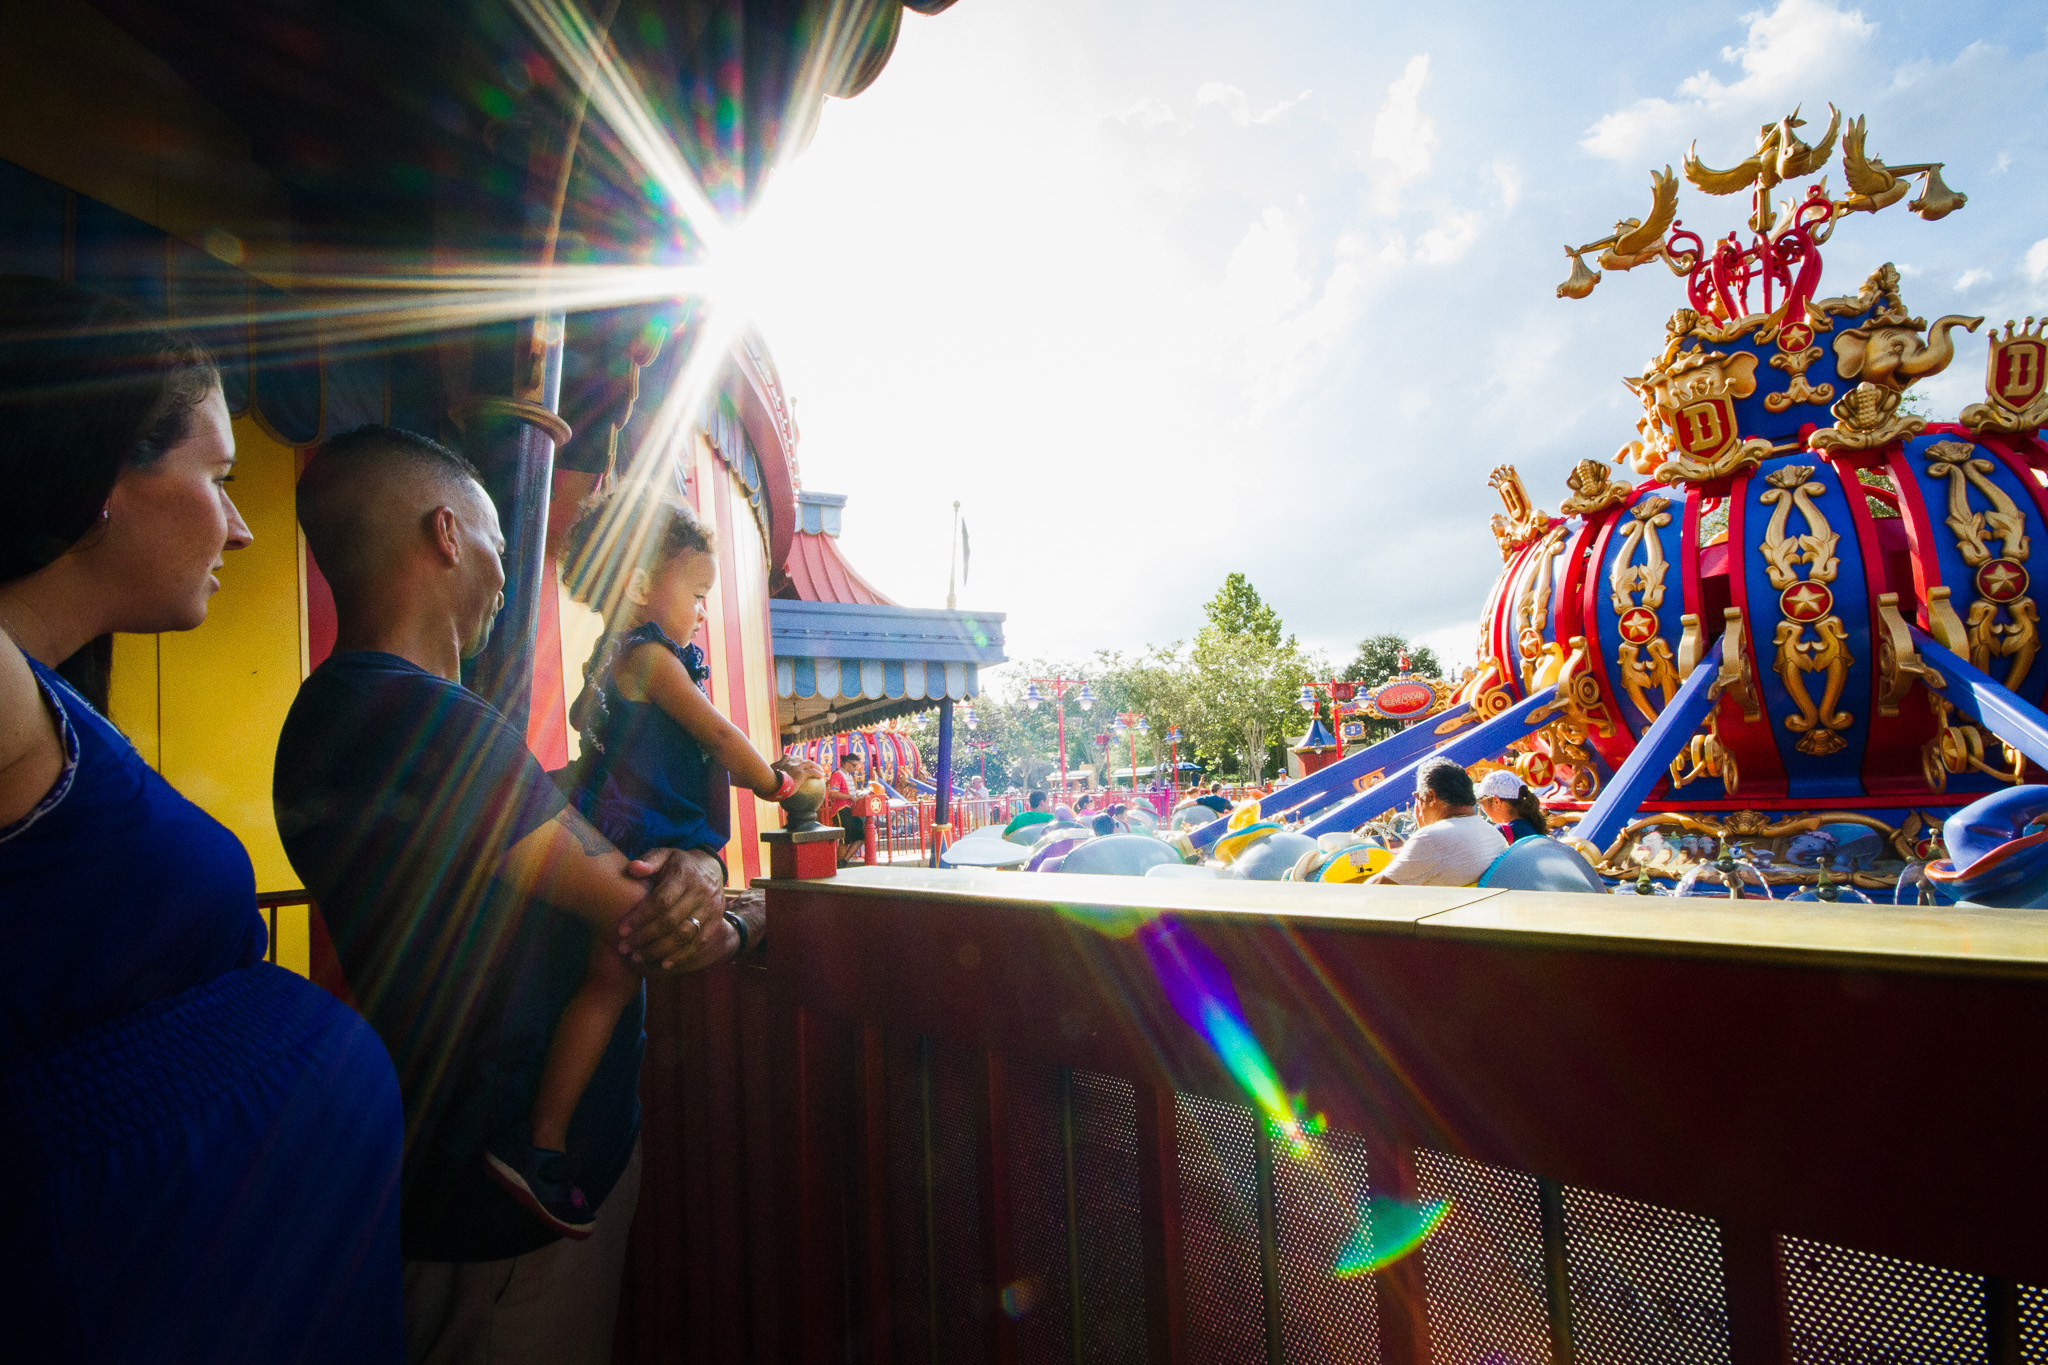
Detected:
[{"left": 947, "top": 499, "right": 959, "bottom": 610}]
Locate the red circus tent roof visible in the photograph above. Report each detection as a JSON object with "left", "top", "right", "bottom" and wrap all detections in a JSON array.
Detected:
[{"left": 776, "top": 491, "right": 894, "bottom": 605}]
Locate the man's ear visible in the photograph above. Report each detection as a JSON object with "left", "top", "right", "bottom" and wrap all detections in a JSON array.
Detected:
[
  {"left": 625, "top": 566, "right": 652, "bottom": 606},
  {"left": 428, "top": 506, "right": 463, "bottom": 566}
]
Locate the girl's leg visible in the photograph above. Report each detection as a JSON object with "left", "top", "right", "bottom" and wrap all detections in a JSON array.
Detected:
[{"left": 531, "top": 939, "right": 641, "bottom": 1151}]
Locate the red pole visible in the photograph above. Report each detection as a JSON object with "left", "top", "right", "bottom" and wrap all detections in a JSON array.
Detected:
[{"left": 1056, "top": 698, "right": 1067, "bottom": 799}]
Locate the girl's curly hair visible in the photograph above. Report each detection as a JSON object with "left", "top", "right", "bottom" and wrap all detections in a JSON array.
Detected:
[
  {"left": 562, "top": 485, "right": 718, "bottom": 754},
  {"left": 562, "top": 484, "right": 716, "bottom": 622}
]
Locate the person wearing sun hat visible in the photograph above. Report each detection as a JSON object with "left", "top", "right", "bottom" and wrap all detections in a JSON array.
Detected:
[{"left": 1476, "top": 768, "right": 1550, "bottom": 842}]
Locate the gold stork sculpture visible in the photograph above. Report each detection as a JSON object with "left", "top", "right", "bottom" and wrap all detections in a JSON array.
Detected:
[{"left": 1558, "top": 107, "right": 1965, "bottom": 302}]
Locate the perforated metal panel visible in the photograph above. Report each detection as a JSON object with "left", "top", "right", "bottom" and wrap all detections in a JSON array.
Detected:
[
  {"left": 1561, "top": 1185, "right": 1729, "bottom": 1364},
  {"left": 930, "top": 1040, "right": 990, "bottom": 1361},
  {"left": 1004, "top": 1061, "right": 1073, "bottom": 1365},
  {"left": 2021, "top": 1284, "right": 2048, "bottom": 1363},
  {"left": 1415, "top": 1148, "right": 1553, "bottom": 1365},
  {"left": 885, "top": 1032, "right": 934, "bottom": 1363},
  {"left": 1273, "top": 1123, "right": 1380, "bottom": 1365},
  {"left": 1072, "top": 1071, "right": 1147, "bottom": 1364},
  {"left": 1781, "top": 1236, "right": 1988, "bottom": 1364},
  {"left": 1175, "top": 1092, "right": 1268, "bottom": 1365}
]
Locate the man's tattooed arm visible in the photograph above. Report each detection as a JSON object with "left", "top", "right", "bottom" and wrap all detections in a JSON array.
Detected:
[{"left": 557, "top": 805, "right": 612, "bottom": 858}]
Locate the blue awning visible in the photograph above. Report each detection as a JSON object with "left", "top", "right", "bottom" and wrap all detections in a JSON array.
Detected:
[{"left": 771, "top": 599, "right": 1006, "bottom": 740}]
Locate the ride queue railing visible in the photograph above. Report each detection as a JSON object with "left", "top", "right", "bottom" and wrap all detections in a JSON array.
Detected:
[{"left": 614, "top": 865, "right": 2048, "bottom": 1364}]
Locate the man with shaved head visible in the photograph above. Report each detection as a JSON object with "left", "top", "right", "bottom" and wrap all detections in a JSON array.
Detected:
[{"left": 276, "top": 425, "right": 751, "bottom": 1363}]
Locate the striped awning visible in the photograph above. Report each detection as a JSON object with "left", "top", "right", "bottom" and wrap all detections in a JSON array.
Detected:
[{"left": 776, "top": 657, "right": 977, "bottom": 704}]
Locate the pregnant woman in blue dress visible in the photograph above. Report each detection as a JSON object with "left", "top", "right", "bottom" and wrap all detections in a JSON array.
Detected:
[{"left": 0, "top": 279, "right": 405, "bottom": 1361}]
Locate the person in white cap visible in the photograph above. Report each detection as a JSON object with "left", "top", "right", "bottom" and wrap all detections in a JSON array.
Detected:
[
  {"left": 1476, "top": 768, "right": 1550, "bottom": 842},
  {"left": 1369, "top": 758, "right": 1507, "bottom": 886}
]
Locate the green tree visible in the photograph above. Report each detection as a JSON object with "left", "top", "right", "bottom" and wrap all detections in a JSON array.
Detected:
[
  {"left": 1340, "top": 633, "right": 1444, "bottom": 688},
  {"left": 1202, "top": 572, "right": 1284, "bottom": 646},
  {"left": 1176, "top": 626, "right": 1320, "bottom": 784}
]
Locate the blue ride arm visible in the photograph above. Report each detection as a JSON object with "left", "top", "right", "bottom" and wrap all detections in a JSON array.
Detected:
[
  {"left": 1185, "top": 701, "right": 1473, "bottom": 850},
  {"left": 1909, "top": 628, "right": 2048, "bottom": 772},
  {"left": 1297, "top": 686, "right": 1561, "bottom": 839},
  {"left": 1567, "top": 660, "right": 1720, "bottom": 854}
]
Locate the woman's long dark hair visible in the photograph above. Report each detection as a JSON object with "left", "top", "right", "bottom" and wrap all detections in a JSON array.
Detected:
[
  {"left": 0, "top": 278, "right": 219, "bottom": 708},
  {"left": 1508, "top": 784, "right": 1549, "bottom": 835}
]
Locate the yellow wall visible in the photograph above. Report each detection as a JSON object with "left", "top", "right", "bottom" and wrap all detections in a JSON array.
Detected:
[{"left": 108, "top": 414, "right": 304, "bottom": 896}]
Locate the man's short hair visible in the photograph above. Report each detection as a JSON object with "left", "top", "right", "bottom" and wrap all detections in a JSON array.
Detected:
[
  {"left": 840, "top": 753, "right": 861, "bottom": 766},
  {"left": 1090, "top": 814, "right": 1116, "bottom": 837},
  {"left": 1417, "top": 757, "right": 1476, "bottom": 808},
  {"left": 1028, "top": 790, "right": 1047, "bottom": 808},
  {"left": 297, "top": 424, "right": 482, "bottom": 603}
]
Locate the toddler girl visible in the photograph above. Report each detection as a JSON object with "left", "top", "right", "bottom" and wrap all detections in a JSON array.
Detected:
[{"left": 485, "top": 485, "right": 805, "bottom": 1235}]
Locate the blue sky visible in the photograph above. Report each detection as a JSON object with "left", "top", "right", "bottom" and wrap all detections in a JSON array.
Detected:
[{"left": 739, "top": 0, "right": 2048, "bottom": 675}]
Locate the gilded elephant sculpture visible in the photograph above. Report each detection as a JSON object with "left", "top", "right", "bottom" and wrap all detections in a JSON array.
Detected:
[{"left": 1832, "top": 310, "right": 1983, "bottom": 390}]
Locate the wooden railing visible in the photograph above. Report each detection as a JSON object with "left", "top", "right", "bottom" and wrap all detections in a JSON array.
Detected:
[{"left": 616, "top": 869, "right": 2048, "bottom": 1364}]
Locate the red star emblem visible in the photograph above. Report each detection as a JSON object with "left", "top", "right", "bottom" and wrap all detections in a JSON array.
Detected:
[
  {"left": 1618, "top": 607, "right": 1660, "bottom": 643},
  {"left": 1520, "top": 755, "right": 1554, "bottom": 787},
  {"left": 1780, "top": 582, "right": 1833, "bottom": 622},
  {"left": 1778, "top": 322, "right": 1814, "bottom": 352},
  {"left": 1977, "top": 558, "right": 2029, "bottom": 603}
]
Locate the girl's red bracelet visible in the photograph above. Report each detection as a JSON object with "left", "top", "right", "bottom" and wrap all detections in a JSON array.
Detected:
[{"left": 767, "top": 771, "right": 798, "bottom": 802}]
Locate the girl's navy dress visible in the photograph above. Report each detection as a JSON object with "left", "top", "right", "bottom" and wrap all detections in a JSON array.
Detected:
[
  {"left": 574, "top": 621, "right": 727, "bottom": 859},
  {"left": 0, "top": 652, "right": 403, "bottom": 1362}
]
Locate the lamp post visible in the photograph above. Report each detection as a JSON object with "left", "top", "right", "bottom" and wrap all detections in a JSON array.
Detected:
[
  {"left": 1022, "top": 675, "right": 1094, "bottom": 797},
  {"left": 1111, "top": 710, "right": 1149, "bottom": 793},
  {"left": 1296, "top": 677, "right": 1359, "bottom": 759},
  {"left": 1165, "top": 725, "right": 1184, "bottom": 793},
  {"left": 966, "top": 738, "right": 998, "bottom": 783}
]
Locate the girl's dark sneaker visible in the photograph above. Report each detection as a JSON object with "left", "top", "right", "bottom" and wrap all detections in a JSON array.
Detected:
[{"left": 485, "top": 1134, "right": 597, "bottom": 1239}]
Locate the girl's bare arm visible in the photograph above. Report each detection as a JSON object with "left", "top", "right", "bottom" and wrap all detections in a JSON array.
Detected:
[{"left": 621, "top": 643, "right": 782, "bottom": 797}]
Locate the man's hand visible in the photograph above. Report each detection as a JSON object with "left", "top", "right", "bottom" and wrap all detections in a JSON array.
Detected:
[{"left": 619, "top": 846, "right": 729, "bottom": 973}]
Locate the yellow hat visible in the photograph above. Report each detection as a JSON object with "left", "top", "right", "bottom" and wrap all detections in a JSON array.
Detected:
[{"left": 1214, "top": 821, "right": 1282, "bottom": 864}]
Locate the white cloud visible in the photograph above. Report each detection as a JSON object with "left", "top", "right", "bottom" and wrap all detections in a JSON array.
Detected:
[
  {"left": 1417, "top": 211, "right": 1482, "bottom": 264},
  {"left": 1108, "top": 95, "right": 1175, "bottom": 131},
  {"left": 1370, "top": 54, "right": 1439, "bottom": 186},
  {"left": 2027, "top": 239, "right": 2048, "bottom": 286},
  {"left": 1993, "top": 151, "right": 2012, "bottom": 174},
  {"left": 1485, "top": 158, "right": 1524, "bottom": 212},
  {"left": 1581, "top": 0, "right": 1878, "bottom": 161},
  {"left": 1956, "top": 268, "right": 1993, "bottom": 290}
]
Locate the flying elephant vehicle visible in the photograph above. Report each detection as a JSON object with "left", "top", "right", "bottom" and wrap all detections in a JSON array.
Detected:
[{"left": 973, "top": 105, "right": 2048, "bottom": 905}]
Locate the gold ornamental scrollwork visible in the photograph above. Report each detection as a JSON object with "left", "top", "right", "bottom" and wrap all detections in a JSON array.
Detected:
[
  {"left": 1608, "top": 497, "right": 1681, "bottom": 720},
  {"left": 1759, "top": 466, "right": 1855, "bottom": 754},
  {"left": 1764, "top": 342, "right": 1835, "bottom": 412},
  {"left": 1584, "top": 808, "right": 1939, "bottom": 891},
  {"left": 1488, "top": 465, "right": 1557, "bottom": 560},
  {"left": 1960, "top": 319, "right": 2048, "bottom": 435},
  {"left": 1437, "top": 657, "right": 1515, "bottom": 735},
  {"left": 1559, "top": 459, "right": 1632, "bottom": 517},
  {"left": 1921, "top": 439, "right": 2039, "bottom": 693},
  {"left": 1514, "top": 526, "right": 1569, "bottom": 691}
]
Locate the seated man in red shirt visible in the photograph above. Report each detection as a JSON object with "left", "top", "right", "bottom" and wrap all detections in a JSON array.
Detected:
[{"left": 824, "top": 754, "right": 866, "bottom": 863}]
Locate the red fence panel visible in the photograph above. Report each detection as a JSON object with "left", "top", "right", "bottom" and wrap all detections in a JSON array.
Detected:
[{"left": 621, "top": 869, "right": 2048, "bottom": 1363}]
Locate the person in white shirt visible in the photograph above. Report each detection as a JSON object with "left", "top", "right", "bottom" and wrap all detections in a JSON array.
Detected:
[{"left": 1370, "top": 757, "right": 1508, "bottom": 886}]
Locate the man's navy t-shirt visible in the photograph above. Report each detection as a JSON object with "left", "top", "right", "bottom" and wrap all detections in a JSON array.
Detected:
[{"left": 273, "top": 651, "right": 644, "bottom": 1261}]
